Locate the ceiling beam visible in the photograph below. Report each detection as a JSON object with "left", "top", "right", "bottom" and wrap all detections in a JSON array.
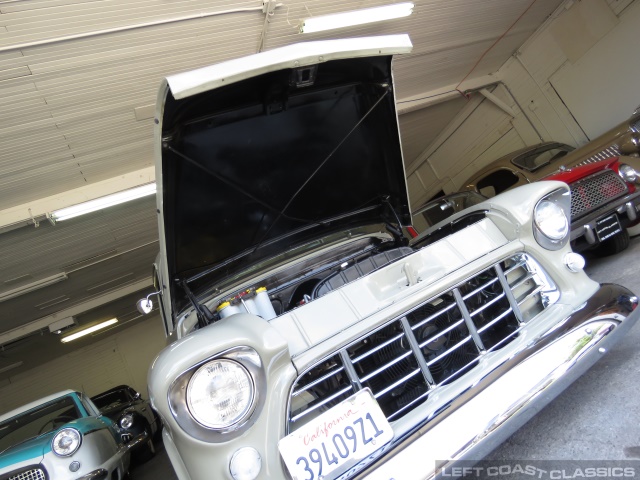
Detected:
[
  {"left": 0, "top": 278, "right": 153, "bottom": 347},
  {"left": 0, "top": 166, "right": 155, "bottom": 233},
  {"left": 397, "top": 74, "right": 499, "bottom": 115}
]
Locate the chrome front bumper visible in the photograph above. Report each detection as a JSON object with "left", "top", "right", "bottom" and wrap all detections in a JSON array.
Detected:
[{"left": 357, "top": 284, "right": 638, "bottom": 480}]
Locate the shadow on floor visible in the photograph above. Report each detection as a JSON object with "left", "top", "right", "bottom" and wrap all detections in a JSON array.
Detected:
[{"left": 130, "top": 435, "right": 178, "bottom": 480}]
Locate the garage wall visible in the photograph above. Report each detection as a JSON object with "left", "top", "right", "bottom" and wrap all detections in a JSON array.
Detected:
[
  {"left": 547, "top": 0, "right": 640, "bottom": 138},
  {"left": 406, "top": 0, "right": 637, "bottom": 208},
  {"left": 0, "top": 315, "right": 166, "bottom": 413}
]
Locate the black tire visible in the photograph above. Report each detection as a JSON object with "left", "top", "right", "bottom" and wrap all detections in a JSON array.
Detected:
[{"left": 593, "top": 229, "right": 630, "bottom": 257}]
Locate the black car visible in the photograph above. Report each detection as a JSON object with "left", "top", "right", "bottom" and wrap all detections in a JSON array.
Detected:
[{"left": 91, "top": 385, "right": 159, "bottom": 460}]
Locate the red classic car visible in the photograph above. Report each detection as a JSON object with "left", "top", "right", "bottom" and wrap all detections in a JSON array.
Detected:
[{"left": 461, "top": 139, "right": 640, "bottom": 255}]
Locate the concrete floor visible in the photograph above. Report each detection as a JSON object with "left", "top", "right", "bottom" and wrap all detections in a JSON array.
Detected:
[{"left": 133, "top": 234, "right": 640, "bottom": 479}]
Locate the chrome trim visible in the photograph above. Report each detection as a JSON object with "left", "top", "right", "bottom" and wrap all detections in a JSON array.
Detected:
[
  {"left": 533, "top": 188, "right": 571, "bottom": 250},
  {"left": 167, "top": 346, "right": 266, "bottom": 442},
  {"left": 75, "top": 469, "right": 108, "bottom": 480}
]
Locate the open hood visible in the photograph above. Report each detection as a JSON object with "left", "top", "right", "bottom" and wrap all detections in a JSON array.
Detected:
[{"left": 155, "top": 35, "right": 413, "bottom": 313}]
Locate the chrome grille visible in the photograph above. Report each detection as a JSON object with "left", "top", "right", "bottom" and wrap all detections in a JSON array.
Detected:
[
  {"left": 8, "top": 468, "right": 46, "bottom": 480},
  {"left": 288, "top": 254, "right": 557, "bottom": 432},
  {"left": 631, "top": 118, "right": 640, "bottom": 133},
  {"left": 569, "top": 170, "right": 628, "bottom": 218}
]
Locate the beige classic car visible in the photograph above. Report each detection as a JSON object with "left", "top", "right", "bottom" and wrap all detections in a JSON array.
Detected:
[
  {"left": 460, "top": 118, "right": 640, "bottom": 256},
  {"left": 142, "top": 35, "right": 639, "bottom": 480}
]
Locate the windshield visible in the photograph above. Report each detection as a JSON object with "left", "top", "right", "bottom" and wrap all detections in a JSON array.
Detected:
[
  {"left": 511, "top": 144, "right": 574, "bottom": 172},
  {"left": 412, "top": 192, "right": 486, "bottom": 232},
  {"left": 91, "top": 390, "right": 131, "bottom": 410},
  {"left": 0, "top": 396, "right": 81, "bottom": 453}
]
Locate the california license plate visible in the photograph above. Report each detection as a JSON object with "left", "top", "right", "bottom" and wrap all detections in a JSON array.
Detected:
[
  {"left": 279, "top": 389, "right": 393, "bottom": 480},
  {"left": 595, "top": 213, "right": 622, "bottom": 242}
]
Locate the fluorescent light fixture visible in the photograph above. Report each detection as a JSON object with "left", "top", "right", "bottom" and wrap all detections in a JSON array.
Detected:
[
  {"left": 0, "top": 273, "right": 68, "bottom": 303},
  {"left": 52, "top": 183, "right": 156, "bottom": 221},
  {"left": 49, "top": 316, "right": 76, "bottom": 333},
  {"left": 300, "top": 2, "right": 414, "bottom": 34},
  {"left": 0, "top": 361, "right": 24, "bottom": 374},
  {"left": 61, "top": 318, "right": 118, "bottom": 343}
]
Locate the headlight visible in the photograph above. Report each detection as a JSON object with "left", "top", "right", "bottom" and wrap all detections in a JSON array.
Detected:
[
  {"left": 618, "top": 164, "right": 638, "bottom": 183},
  {"left": 52, "top": 428, "right": 82, "bottom": 457},
  {"left": 187, "top": 359, "right": 254, "bottom": 429},
  {"left": 533, "top": 189, "right": 570, "bottom": 250},
  {"left": 119, "top": 414, "right": 134, "bottom": 429}
]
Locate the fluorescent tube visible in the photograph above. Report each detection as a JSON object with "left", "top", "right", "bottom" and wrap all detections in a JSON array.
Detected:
[
  {"left": 60, "top": 318, "right": 118, "bottom": 343},
  {"left": 52, "top": 183, "right": 156, "bottom": 221},
  {"left": 0, "top": 273, "right": 68, "bottom": 303},
  {"left": 0, "top": 361, "right": 24, "bottom": 374},
  {"left": 300, "top": 2, "right": 414, "bottom": 34}
]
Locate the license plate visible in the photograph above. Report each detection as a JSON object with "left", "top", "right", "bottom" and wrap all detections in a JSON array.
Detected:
[
  {"left": 595, "top": 214, "right": 622, "bottom": 242},
  {"left": 279, "top": 389, "right": 393, "bottom": 480}
]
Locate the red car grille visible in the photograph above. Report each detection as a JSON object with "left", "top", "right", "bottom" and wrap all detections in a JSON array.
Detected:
[{"left": 570, "top": 170, "right": 627, "bottom": 218}]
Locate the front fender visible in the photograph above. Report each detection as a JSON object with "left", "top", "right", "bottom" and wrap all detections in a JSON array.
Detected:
[{"left": 148, "top": 313, "right": 296, "bottom": 480}]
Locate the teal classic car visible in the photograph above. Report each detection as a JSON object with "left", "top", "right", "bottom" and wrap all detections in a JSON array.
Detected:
[{"left": 0, "top": 390, "right": 132, "bottom": 480}]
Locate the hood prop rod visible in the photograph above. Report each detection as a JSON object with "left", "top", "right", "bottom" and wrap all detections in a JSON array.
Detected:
[
  {"left": 164, "top": 144, "right": 308, "bottom": 223},
  {"left": 382, "top": 196, "right": 406, "bottom": 245},
  {"left": 180, "top": 280, "right": 214, "bottom": 328},
  {"left": 253, "top": 85, "right": 392, "bottom": 249}
]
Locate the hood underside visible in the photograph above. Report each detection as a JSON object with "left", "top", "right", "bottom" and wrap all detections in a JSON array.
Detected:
[{"left": 157, "top": 35, "right": 413, "bottom": 311}]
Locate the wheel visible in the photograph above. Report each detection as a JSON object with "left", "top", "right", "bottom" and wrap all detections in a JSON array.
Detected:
[{"left": 593, "top": 229, "right": 630, "bottom": 257}]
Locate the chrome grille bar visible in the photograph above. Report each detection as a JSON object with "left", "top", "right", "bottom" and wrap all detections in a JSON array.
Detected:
[
  {"left": 401, "top": 316, "right": 435, "bottom": 386},
  {"left": 517, "top": 285, "right": 545, "bottom": 307},
  {"left": 417, "top": 318, "right": 465, "bottom": 349},
  {"left": 360, "top": 350, "right": 413, "bottom": 383},
  {"left": 468, "top": 292, "right": 506, "bottom": 318},
  {"left": 290, "top": 385, "right": 354, "bottom": 423},
  {"left": 454, "top": 288, "right": 486, "bottom": 352},
  {"left": 495, "top": 263, "right": 525, "bottom": 325},
  {"left": 411, "top": 302, "right": 457, "bottom": 330},
  {"left": 477, "top": 308, "right": 513, "bottom": 333},
  {"left": 426, "top": 336, "right": 474, "bottom": 367},
  {"left": 351, "top": 332, "right": 404, "bottom": 364},
  {"left": 374, "top": 368, "right": 422, "bottom": 399},
  {"left": 292, "top": 366, "right": 345, "bottom": 396}
]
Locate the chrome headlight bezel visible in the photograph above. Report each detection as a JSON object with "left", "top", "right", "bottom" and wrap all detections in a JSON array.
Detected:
[
  {"left": 533, "top": 188, "right": 571, "bottom": 250},
  {"left": 51, "top": 427, "right": 82, "bottom": 457},
  {"left": 618, "top": 163, "right": 638, "bottom": 183},
  {"left": 119, "top": 413, "right": 134, "bottom": 429},
  {"left": 168, "top": 346, "right": 265, "bottom": 442}
]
